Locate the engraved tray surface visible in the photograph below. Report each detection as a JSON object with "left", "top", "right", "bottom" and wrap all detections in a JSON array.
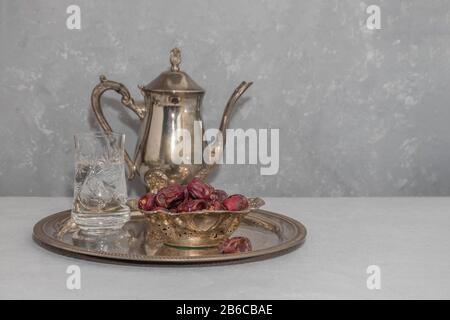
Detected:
[{"left": 33, "top": 209, "right": 306, "bottom": 264}]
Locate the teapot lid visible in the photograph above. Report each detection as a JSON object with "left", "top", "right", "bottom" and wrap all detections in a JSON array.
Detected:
[{"left": 143, "top": 48, "right": 205, "bottom": 94}]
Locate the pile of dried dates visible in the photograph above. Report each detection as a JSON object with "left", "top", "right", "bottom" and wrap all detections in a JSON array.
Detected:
[{"left": 138, "top": 178, "right": 249, "bottom": 213}]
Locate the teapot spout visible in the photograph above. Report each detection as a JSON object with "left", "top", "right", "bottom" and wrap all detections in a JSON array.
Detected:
[
  {"left": 219, "top": 81, "right": 253, "bottom": 143},
  {"left": 194, "top": 81, "right": 252, "bottom": 181}
]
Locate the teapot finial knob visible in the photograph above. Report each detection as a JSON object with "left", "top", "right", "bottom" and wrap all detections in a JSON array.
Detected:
[{"left": 170, "top": 48, "right": 181, "bottom": 72}]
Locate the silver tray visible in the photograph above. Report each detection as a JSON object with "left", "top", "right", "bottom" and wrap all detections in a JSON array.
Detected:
[{"left": 33, "top": 209, "right": 306, "bottom": 265}]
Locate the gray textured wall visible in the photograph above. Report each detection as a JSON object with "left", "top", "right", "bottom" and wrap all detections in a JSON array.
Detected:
[{"left": 1, "top": 0, "right": 450, "bottom": 197}]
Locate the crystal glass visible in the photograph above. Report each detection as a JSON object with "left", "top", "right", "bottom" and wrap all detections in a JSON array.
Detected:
[{"left": 71, "top": 132, "right": 130, "bottom": 232}]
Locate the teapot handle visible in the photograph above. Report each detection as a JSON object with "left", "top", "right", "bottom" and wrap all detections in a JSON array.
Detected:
[{"left": 90, "top": 75, "right": 146, "bottom": 180}]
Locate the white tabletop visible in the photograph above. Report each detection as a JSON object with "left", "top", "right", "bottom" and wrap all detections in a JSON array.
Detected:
[{"left": 0, "top": 197, "right": 449, "bottom": 299}]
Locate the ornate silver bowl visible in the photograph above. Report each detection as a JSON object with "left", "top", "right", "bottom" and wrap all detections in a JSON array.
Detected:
[{"left": 128, "top": 197, "right": 265, "bottom": 248}]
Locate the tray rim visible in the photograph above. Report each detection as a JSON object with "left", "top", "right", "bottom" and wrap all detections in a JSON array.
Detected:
[{"left": 33, "top": 209, "right": 307, "bottom": 264}]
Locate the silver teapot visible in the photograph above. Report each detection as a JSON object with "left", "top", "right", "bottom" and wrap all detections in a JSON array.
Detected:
[{"left": 91, "top": 48, "right": 252, "bottom": 192}]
